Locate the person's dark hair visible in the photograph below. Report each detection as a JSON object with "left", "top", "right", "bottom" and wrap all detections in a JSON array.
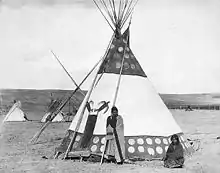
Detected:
[
  {"left": 171, "top": 134, "right": 180, "bottom": 144},
  {"left": 111, "top": 106, "right": 118, "bottom": 112}
]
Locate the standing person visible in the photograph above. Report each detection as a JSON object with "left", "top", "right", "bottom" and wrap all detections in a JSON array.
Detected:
[
  {"left": 164, "top": 134, "right": 185, "bottom": 168},
  {"left": 105, "top": 106, "right": 125, "bottom": 164}
]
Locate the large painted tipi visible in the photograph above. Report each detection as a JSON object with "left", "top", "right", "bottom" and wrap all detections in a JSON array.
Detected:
[
  {"left": 55, "top": 0, "right": 193, "bottom": 160},
  {"left": 3, "top": 101, "right": 27, "bottom": 122}
]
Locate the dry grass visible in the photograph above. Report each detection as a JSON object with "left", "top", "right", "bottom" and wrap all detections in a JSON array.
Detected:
[{"left": 0, "top": 110, "right": 220, "bottom": 173}]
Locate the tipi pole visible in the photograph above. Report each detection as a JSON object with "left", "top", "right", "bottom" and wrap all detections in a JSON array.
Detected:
[
  {"left": 63, "top": 34, "right": 115, "bottom": 159},
  {"left": 92, "top": 0, "right": 115, "bottom": 31},
  {"left": 3, "top": 103, "right": 17, "bottom": 122},
  {"left": 29, "top": 56, "right": 104, "bottom": 144},
  {"left": 112, "top": 30, "right": 129, "bottom": 106},
  {"left": 63, "top": 73, "right": 99, "bottom": 159},
  {"left": 50, "top": 50, "right": 85, "bottom": 97},
  {"left": 101, "top": 28, "right": 130, "bottom": 165}
]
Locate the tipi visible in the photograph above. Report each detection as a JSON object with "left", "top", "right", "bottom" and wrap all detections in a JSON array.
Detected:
[
  {"left": 41, "top": 112, "right": 65, "bottom": 123},
  {"left": 3, "top": 101, "right": 27, "bottom": 122},
  {"left": 55, "top": 0, "right": 193, "bottom": 160}
]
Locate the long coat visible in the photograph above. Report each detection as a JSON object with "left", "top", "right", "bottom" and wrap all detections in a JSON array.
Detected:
[{"left": 105, "top": 115, "right": 125, "bottom": 162}]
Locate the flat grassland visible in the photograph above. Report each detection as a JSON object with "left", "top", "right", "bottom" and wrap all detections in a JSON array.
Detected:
[{"left": 0, "top": 110, "right": 220, "bottom": 173}]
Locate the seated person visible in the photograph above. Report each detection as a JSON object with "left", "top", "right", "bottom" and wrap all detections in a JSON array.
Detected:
[{"left": 164, "top": 134, "right": 185, "bottom": 168}]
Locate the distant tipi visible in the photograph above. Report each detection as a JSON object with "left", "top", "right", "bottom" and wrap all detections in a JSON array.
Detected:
[
  {"left": 41, "top": 112, "right": 65, "bottom": 123},
  {"left": 3, "top": 101, "right": 28, "bottom": 122}
]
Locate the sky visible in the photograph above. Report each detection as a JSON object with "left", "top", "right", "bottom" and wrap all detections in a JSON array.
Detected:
[{"left": 0, "top": 0, "right": 220, "bottom": 94}]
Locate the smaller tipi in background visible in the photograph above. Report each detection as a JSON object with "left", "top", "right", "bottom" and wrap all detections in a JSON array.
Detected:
[
  {"left": 41, "top": 112, "right": 65, "bottom": 123},
  {"left": 3, "top": 100, "right": 28, "bottom": 122}
]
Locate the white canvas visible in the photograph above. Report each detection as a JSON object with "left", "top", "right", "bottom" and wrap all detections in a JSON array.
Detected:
[
  {"left": 69, "top": 74, "right": 182, "bottom": 137},
  {"left": 3, "top": 102, "right": 26, "bottom": 122},
  {"left": 41, "top": 112, "right": 65, "bottom": 122}
]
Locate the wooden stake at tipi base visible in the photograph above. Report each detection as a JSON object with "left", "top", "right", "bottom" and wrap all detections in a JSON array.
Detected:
[{"left": 53, "top": 0, "right": 196, "bottom": 162}]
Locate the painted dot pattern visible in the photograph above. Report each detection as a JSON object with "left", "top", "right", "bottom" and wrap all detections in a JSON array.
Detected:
[
  {"left": 131, "top": 64, "right": 136, "bottom": 69},
  {"left": 138, "top": 146, "right": 145, "bottom": 152},
  {"left": 137, "top": 138, "right": 144, "bottom": 145},
  {"left": 75, "top": 135, "right": 81, "bottom": 142},
  {"left": 123, "top": 62, "right": 130, "bottom": 69},
  {"left": 156, "top": 146, "right": 163, "bottom": 154},
  {"left": 118, "top": 47, "right": 124, "bottom": 52},
  {"left": 93, "top": 136, "right": 99, "bottom": 144},
  {"left": 163, "top": 138, "right": 168, "bottom": 145},
  {"left": 155, "top": 138, "right": 161, "bottom": 144},
  {"left": 128, "top": 138, "right": 135, "bottom": 145},
  {"left": 91, "top": 145, "right": 97, "bottom": 152},
  {"left": 124, "top": 53, "right": 130, "bottom": 59},
  {"left": 110, "top": 44, "right": 115, "bottom": 49},
  {"left": 100, "top": 145, "right": 105, "bottom": 152},
  {"left": 71, "top": 133, "right": 190, "bottom": 160},
  {"left": 148, "top": 148, "right": 155, "bottom": 155},
  {"left": 128, "top": 146, "right": 135, "bottom": 153},
  {"left": 168, "top": 138, "right": 172, "bottom": 144},
  {"left": 101, "top": 137, "right": 105, "bottom": 144},
  {"left": 146, "top": 138, "right": 153, "bottom": 145}
]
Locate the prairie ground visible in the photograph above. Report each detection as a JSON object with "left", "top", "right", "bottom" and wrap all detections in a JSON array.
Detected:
[{"left": 0, "top": 110, "right": 220, "bottom": 173}]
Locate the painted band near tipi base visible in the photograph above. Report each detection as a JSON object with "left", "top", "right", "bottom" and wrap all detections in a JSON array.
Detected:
[{"left": 56, "top": 131, "right": 194, "bottom": 160}]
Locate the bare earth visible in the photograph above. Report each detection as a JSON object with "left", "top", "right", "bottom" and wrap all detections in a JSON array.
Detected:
[{"left": 0, "top": 110, "right": 220, "bottom": 173}]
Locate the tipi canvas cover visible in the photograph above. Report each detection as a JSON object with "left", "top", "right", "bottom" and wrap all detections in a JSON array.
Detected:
[
  {"left": 3, "top": 101, "right": 27, "bottom": 122},
  {"left": 41, "top": 112, "right": 65, "bottom": 123},
  {"left": 56, "top": 0, "right": 193, "bottom": 160}
]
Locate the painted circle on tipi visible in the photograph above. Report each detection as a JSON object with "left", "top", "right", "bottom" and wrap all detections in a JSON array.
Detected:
[
  {"left": 137, "top": 138, "right": 144, "bottom": 145},
  {"left": 165, "top": 146, "right": 169, "bottom": 151},
  {"left": 138, "top": 146, "right": 145, "bottom": 153},
  {"left": 128, "top": 138, "right": 135, "bottom": 145},
  {"left": 163, "top": 138, "right": 168, "bottom": 145},
  {"left": 110, "top": 44, "right": 115, "bottom": 49},
  {"left": 123, "top": 62, "right": 130, "bottom": 70},
  {"left": 147, "top": 148, "right": 155, "bottom": 155},
  {"left": 91, "top": 145, "right": 97, "bottom": 152},
  {"left": 155, "top": 138, "right": 161, "bottom": 144},
  {"left": 126, "top": 47, "right": 130, "bottom": 52},
  {"left": 93, "top": 136, "right": 99, "bottom": 144},
  {"left": 156, "top": 146, "right": 163, "bottom": 154},
  {"left": 124, "top": 53, "right": 130, "bottom": 59},
  {"left": 100, "top": 145, "right": 105, "bottom": 152},
  {"left": 101, "top": 137, "right": 106, "bottom": 144},
  {"left": 168, "top": 138, "right": 172, "bottom": 144},
  {"left": 131, "top": 64, "right": 136, "bottom": 69},
  {"left": 123, "top": 39, "right": 127, "bottom": 44},
  {"left": 128, "top": 146, "right": 135, "bottom": 153},
  {"left": 146, "top": 138, "right": 153, "bottom": 145},
  {"left": 116, "top": 62, "right": 121, "bottom": 69},
  {"left": 75, "top": 135, "right": 81, "bottom": 142},
  {"left": 118, "top": 47, "right": 124, "bottom": 52}
]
